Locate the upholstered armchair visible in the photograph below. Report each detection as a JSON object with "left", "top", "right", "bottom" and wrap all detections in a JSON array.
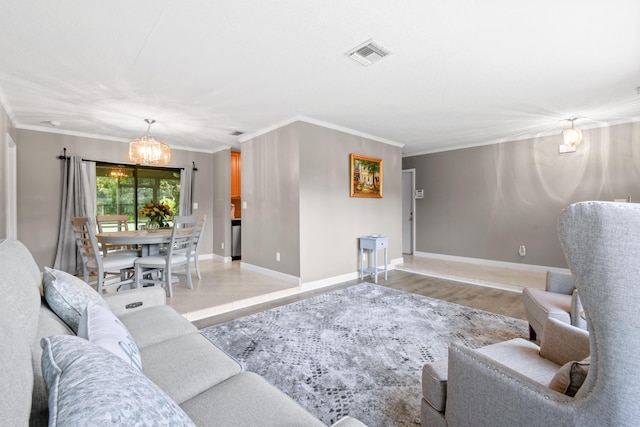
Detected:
[
  {"left": 522, "top": 271, "right": 587, "bottom": 341},
  {"left": 421, "top": 201, "right": 640, "bottom": 426}
]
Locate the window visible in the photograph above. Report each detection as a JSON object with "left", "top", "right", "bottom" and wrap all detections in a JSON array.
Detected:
[{"left": 96, "top": 164, "right": 181, "bottom": 229}]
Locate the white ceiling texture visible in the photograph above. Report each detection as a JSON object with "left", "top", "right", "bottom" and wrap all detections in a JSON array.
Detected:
[{"left": 0, "top": 1, "right": 639, "bottom": 156}]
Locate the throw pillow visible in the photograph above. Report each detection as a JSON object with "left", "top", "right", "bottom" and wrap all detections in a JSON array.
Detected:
[
  {"left": 77, "top": 301, "right": 142, "bottom": 372},
  {"left": 42, "top": 267, "right": 109, "bottom": 333},
  {"left": 548, "top": 356, "right": 590, "bottom": 397},
  {"left": 40, "top": 335, "right": 195, "bottom": 427}
]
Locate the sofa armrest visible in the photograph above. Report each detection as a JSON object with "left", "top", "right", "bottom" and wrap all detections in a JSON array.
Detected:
[
  {"left": 539, "top": 318, "right": 590, "bottom": 366},
  {"left": 103, "top": 287, "right": 166, "bottom": 317},
  {"left": 446, "top": 343, "right": 575, "bottom": 427},
  {"left": 545, "top": 271, "right": 575, "bottom": 294}
]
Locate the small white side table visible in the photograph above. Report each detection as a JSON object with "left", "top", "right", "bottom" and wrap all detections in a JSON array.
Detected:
[{"left": 359, "top": 236, "right": 388, "bottom": 284}]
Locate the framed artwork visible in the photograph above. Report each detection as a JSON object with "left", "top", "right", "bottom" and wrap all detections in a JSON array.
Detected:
[{"left": 350, "top": 154, "right": 383, "bottom": 198}]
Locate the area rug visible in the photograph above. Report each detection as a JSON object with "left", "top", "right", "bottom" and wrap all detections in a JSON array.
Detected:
[{"left": 200, "top": 284, "right": 528, "bottom": 426}]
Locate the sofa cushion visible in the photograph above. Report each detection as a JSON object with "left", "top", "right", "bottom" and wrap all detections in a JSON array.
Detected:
[
  {"left": 78, "top": 301, "right": 142, "bottom": 372},
  {"left": 118, "top": 304, "right": 197, "bottom": 349},
  {"left": 40, "top": 335, "right": 195, "bottom": 426},
  {"left": 141, "top": 332, "right": 242, "bottom": 404},
  {"left": 42, "top": 267, "right": 109, "bottom": 333},
  {"left": 180, "top": 371, "right": 325, "bottom": 427},
  {"left": 476, "top": 338, "right": 561, "bottom": 386},
  {"left": 548, "top": 357, "right": 590, "bottom": 397}
]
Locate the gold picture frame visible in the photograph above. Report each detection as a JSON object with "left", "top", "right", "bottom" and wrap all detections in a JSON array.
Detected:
[{"left": 350, "top": 154, "right": 383, "bottom": 198}]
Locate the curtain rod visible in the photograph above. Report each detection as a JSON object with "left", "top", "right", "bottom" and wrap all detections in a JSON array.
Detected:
[{"left": 56, "top": 147, "right": 197, "bottom": 171}]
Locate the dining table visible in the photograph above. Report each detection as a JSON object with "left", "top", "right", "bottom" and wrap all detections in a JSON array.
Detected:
[{"left": 96, "top": 229, "right": 173, "bottom": 256}]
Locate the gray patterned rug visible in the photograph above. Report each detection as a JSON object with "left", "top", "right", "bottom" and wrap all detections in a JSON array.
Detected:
[{"left": 200, "top": 283, "right": 527, "bottom": 426}]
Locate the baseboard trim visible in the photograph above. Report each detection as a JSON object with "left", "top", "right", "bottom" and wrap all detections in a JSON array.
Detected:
[
  {"left": 240, "top": 262, "right": 301, "bottom": 285},
  {"left": 210, "top": 253, "right": 232, "bottom": 263},
  {"left": 412, "top": 252, "right": 570, "bottom": 275}
]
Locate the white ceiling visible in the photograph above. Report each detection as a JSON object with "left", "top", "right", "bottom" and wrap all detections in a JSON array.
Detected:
[{"left": 1, "top": 1, "right": 639, "bottom": 156}]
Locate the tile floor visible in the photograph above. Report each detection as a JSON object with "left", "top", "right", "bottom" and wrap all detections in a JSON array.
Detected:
[{"left": 161, "top": 254, "right": 545, "bottom": 321}]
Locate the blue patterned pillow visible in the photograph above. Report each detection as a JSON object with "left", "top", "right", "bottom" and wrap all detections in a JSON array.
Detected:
[
  {"left": 42, "top": 267, "right": 109, "bottom": 333},
  {"left": 41, "top": 335, "right": 195, "bottom": 426},
  {"left": 77, "top": 301, "right": 143, "bottom": 372}
]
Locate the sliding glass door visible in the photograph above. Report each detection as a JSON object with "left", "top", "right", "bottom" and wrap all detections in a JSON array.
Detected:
[{"left": 96, "top": 164, "right": 181, "bottom": 229}]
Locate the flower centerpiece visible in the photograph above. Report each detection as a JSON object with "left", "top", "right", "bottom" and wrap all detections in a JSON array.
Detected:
[{"left": 139, "top": 201, "right": 173, "bottom": 231}]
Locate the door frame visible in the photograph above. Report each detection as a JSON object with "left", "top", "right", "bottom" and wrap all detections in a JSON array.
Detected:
[
  {"left": 402, "top": 168, "right": 416, "bottom": 255},
  {"left": 5, "top": 133, "right": 17, "bottom": 240}
]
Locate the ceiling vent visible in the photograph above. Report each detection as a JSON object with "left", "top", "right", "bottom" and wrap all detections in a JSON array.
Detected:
[{"left": 346, "top": 39, "right": 391, "bottom": 66}]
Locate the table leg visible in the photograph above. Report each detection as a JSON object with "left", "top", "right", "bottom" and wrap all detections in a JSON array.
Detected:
[
  {"left": 384, "top": 247, "right": 388, "bottom": 280},
  {"left": 373, "top": 248, "right": 378, "bottom": 284}
]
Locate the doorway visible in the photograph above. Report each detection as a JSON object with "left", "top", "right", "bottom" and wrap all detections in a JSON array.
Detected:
[{"left": 402, "top": 169, "right": 415, "bottom": 254}]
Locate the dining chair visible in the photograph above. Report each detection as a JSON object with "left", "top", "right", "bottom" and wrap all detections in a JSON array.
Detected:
[
  {"left": 134, "top": 216, "right": 198, "bottom": 297},
  {"left": 95, "top": 214, "right": 136, "bottom": 256},
  {"left": 70, "top": 217, "right": 140, "bottom": 293},
  {"left": 190, "top": 214, "right": 207, "bottom": 279},
  {"left": 158, "top": 214, "right": 206, "bottom": 279}
]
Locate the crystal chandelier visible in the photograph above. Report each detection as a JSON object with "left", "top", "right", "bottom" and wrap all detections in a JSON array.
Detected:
[
  {"left": 109, "top": 167, "right": 128, "bottom": 179},
  {"left": 128, "top": 119, "right": 171, "bottom": 165}
]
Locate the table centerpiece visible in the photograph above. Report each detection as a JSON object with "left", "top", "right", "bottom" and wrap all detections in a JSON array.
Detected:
[{"left": 139, "top": 201, "right": 173, "bottom": 232}]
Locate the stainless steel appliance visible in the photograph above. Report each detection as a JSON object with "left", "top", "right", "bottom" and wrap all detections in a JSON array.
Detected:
[{"left": 231, "top": 219, "right": 241, "bottom": 260}]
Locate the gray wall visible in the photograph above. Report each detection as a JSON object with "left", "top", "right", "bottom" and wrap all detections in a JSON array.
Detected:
[
  {"left": 403, "top": 122, "right": 640, "bottom": 268},
  {"left": 242, "top": 123, "right": 301, "bottom": 277},
  {"left": 242, "top": 120, "right": 403, "bottom": 283},
  {"left": 14, "top": 129, "right": 216, "bottom": 269}
]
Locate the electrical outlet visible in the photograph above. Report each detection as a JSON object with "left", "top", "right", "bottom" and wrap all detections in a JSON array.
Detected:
[
  {"left": 276, "top": 252, "right": 281, "bottom": 262},
  {"left": 519, "top": 245, "right": 526, "bottom": 257},
  {"left": 221, "top": 242, "right": 224, "bottom": 250}
]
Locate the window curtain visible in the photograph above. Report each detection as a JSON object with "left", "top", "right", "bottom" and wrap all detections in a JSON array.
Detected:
[
  {"left": 53, "top": 156, "right": 96, "bottom": 274},
  {"left": 179, "top": 167, "right": 193, "bottom": 216}
]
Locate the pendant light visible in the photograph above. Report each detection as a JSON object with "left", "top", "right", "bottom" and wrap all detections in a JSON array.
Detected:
[
  {"left": 562, "top": 118, "right": 583, "bottom": 147},
  {"left": 128, "top": 119, "right": 171, "bottom": 165}
]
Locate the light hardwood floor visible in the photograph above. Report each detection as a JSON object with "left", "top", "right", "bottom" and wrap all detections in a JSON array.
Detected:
[{"left": 190, "top": 262, "right": 527, "bottom": 330}]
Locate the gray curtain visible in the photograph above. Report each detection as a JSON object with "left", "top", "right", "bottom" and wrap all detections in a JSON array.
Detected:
[
  {"left": 180, "top": 167, "right": 193, "bottom": 216},
  {"left": 53, "top": 156, "right": 96, "bottom": 274}
]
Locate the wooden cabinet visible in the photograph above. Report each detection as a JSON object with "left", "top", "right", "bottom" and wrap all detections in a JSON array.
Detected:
[{"left": 230, "top": 151, "right": 241, "bottom": 198}]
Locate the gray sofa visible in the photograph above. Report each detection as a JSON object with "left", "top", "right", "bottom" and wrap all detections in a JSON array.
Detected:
[{"left": 0, "top": 238, "right": 365, "bottom": 426}]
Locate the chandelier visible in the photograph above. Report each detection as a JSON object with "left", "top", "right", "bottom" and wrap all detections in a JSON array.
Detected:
[
  {"left": 562, "top": 118, "right": 583, "bottom": 147},
  {"left": 109, "top": 167, "right": 128, "bottom": 179},
  {"left": 128, "top": 119, "right": 171, "bottom": 165}
]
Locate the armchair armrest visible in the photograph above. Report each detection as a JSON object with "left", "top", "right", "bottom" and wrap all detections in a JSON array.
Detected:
[
  {"left": 545, "top": 271, "right": 575, "bottom": 295},
  {"left": 539, "top": 318, "right": 590, "bottom": 366},
  {"left": 102, "top": 287, "right": 166, "bottom": 317},
  {"left": 446, "top": 343, "right": 575, "bottom": 427}
]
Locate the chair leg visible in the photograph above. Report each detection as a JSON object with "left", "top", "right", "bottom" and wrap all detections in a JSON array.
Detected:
[
  {"left": 134, "top": 265, "right": 142, "bottom": 289},
  {"left": 185, "top": 262, "right": 194, "bottom": 290},
  {"left": 529, "top": 324, "right": 537, "bottom": 341},
  {"left": 165, "top": 266, "right": 173, "bottom": 298},
  {"left": 194, "top": 255, "right": 201, "bottom": 280}
]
